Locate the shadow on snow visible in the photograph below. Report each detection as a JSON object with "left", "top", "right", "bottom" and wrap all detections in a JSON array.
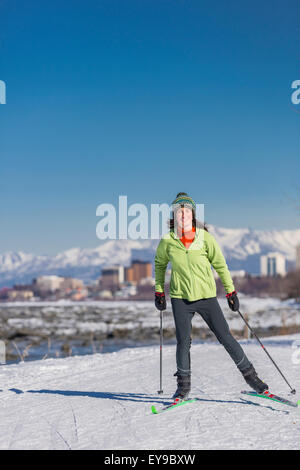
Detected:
[{"left": 6, "top": 388, "right": 290, "bottom": 413}]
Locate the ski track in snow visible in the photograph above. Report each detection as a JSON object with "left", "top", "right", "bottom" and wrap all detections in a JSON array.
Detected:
[{"left": 0, "top": 336, "right": 300, "bottom": 450}]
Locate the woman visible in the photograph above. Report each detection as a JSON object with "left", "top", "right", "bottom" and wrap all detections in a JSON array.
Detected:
[{"left": 154, "top": 192, "right": 268, "bottom": 400}]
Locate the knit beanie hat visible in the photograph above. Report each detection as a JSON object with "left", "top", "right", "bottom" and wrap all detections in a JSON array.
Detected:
[{"left": 171, "top": 192, "right": 196, "bottom": 213}]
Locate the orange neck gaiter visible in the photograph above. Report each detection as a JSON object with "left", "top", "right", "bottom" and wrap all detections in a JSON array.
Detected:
[{"left": 177, "top": 226, "right": 196, "bottom": 249}]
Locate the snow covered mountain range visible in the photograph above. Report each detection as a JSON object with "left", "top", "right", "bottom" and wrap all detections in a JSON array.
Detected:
[{"left": 1, "top": 225, "right": 300, "bottom": 288}]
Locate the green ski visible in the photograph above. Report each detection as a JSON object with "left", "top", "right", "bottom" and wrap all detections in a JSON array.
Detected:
[
  {"left": 241, "top": 390, "right": 300, "bottom": 408},
  {"left": 151, "top": 398, "right": 198, "bottom": 414}
]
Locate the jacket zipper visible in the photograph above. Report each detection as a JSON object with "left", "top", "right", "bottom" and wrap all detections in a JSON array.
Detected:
[
  {"left": 185, "top": 249, "right": 194, "bottom": 295},
  {"left": 172, "top": 231, "right": 196, "bottom": 295}
]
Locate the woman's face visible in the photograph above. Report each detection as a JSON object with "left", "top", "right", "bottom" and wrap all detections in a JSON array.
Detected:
[{"left": 175, "top": 206, "right": 193, "bottom": 229}]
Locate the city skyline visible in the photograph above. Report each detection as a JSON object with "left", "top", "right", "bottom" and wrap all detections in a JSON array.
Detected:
[{"left": 1, "top": 223, "right": 300, "bottom": 289}]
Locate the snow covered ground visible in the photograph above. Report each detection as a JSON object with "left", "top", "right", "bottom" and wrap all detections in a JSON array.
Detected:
[{"left": 1, "top": 333, "right": 300, "bottom": 450}]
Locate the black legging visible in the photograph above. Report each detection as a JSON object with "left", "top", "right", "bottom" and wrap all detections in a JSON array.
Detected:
[{"left": 171, "top": 297, "right": 251, "bottom": 376}]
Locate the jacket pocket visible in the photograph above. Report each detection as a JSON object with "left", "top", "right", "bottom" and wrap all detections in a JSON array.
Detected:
[
  {"left": 206, "top": 266, "right": 215, "bottom": 291},
  {"left": 171, "top": 271, "right": 179, "bottom": 293}
]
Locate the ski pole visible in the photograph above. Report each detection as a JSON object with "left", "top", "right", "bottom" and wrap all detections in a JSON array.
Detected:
[
  {"left": 237, "top": 309, "right": 296, "bottom": 395},
  {"left": 158, "top": 310, "right": 163, "bottom": 394}
]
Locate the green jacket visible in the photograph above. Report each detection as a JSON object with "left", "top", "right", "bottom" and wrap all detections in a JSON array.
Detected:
[{"left": 155, "top": 228, "right": 235, "bottom": 301}]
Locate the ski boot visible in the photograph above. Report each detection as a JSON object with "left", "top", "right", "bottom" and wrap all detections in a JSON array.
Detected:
[
  {"left": 172, "top": 371, "right": 191, "bottom": 400},
  {"left": 242, "top": 365, "right": 268, "bottom": 394}
]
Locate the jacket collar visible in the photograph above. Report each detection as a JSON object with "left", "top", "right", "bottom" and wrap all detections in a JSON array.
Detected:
[{"left": 170, "top": 227, "right": 203, "bottom": 249}]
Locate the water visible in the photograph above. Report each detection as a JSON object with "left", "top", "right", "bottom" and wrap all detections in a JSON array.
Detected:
[{"left": 3, "top": 337, "right": 180, "bottom": 365}]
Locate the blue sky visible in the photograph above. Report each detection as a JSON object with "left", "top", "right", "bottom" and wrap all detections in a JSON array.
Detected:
[{"left": 0, "top": 0, "right": 300, "bottom": 255}]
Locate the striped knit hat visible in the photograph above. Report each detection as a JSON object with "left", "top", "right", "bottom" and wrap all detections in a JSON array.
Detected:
[{"left": 171, "top": 192, "right": 196, "bottom": 213}]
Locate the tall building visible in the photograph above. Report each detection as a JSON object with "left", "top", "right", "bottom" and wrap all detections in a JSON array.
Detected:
[
  {"left": 100, "top": 265, "right": 124, "bottom": 289},
  {"left": 260, "top": 252, "right": 286, "bottom": 277},
  {"left": 296, "top": 244, "right": 300, "bottom": 271},
  {"left": 60, "top": 277, "right": 84, "bottom": 290},
  {"left": 34, "top": 275, "right": 65, "bottom": 292},
  {"left": 125, "top": 260, "right": 152, "bottom": 283}
]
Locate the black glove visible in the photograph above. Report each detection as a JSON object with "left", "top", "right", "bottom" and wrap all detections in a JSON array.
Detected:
[
  {"left": 226, "top": 290, "right": 239, "bottom": 312},
  {"left": 155, "top": 292, "right": 166, "bottom": 311}
]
